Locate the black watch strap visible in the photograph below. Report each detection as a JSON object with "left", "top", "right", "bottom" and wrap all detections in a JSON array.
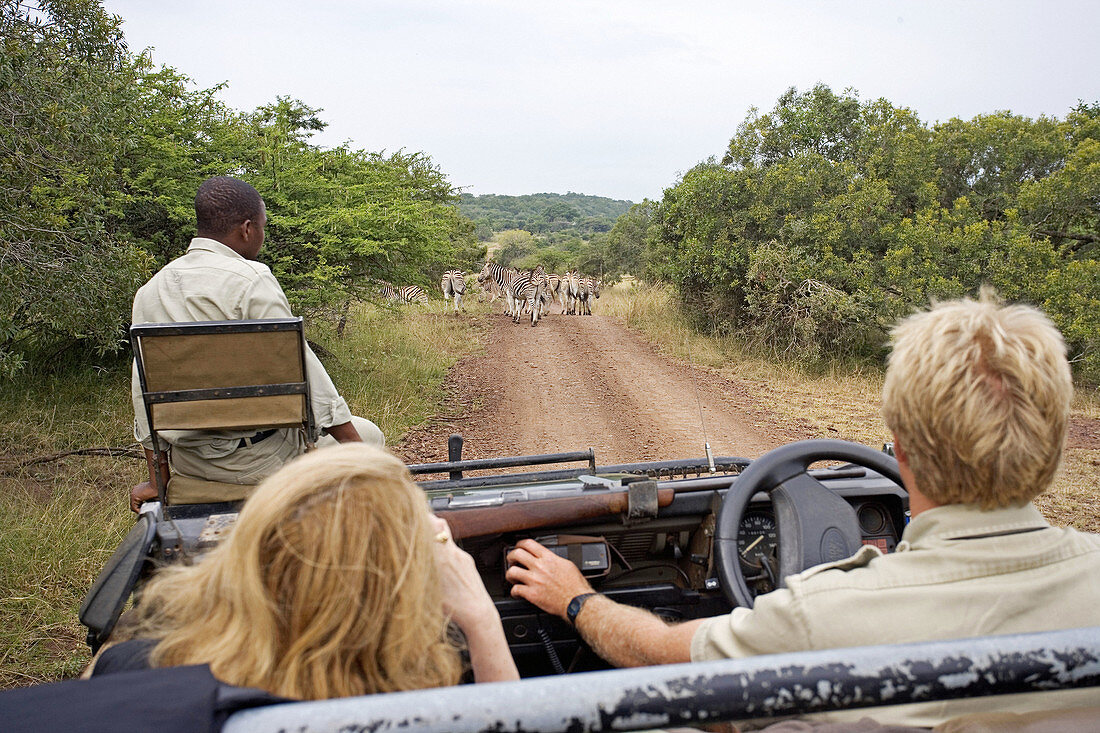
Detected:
[{"left": 566, "top": 592, "right": 597, "bottom": 627}]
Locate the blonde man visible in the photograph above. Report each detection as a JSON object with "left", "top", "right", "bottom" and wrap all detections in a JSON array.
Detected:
[{"left": 507, "top": 291, "right": 1100, "bottom": 726}]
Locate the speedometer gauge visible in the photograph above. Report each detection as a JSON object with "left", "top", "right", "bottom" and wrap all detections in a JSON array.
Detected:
[{"left": 738, "top": 511, "right": 778, "bottom": 568}]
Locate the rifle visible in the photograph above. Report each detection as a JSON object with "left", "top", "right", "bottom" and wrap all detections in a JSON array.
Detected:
[{"left": 438, "top": 485, "right": 675, "bottom": 540}]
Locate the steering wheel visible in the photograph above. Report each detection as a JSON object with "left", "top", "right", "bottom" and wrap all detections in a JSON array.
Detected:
[{"left": 713, "top": 439, "right": 903, "bottom": 609}]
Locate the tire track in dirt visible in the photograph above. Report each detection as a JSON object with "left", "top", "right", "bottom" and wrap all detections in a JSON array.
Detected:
[{"left": 395, "top": 312, "right": 816, "bottom": 468}]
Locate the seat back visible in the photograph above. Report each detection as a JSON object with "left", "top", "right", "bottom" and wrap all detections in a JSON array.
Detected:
[{"left": 132, "top": 318, "right": 315, "bottom": 499}]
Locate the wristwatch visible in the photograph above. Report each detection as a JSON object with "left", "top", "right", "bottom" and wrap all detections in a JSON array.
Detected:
[{"left": 565, "top": 592, "right": 597, "bottom": 627}]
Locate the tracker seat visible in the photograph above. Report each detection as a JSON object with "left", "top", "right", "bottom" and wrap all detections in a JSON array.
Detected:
[
  {"left": 131, "top": 317, "right": 317, "bottom": 505},
  {"left": 79, "top": 318, "right": 316, "bottom": 652}
]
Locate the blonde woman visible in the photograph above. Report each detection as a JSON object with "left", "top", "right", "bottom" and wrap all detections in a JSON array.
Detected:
[{"left": 89, "top": 443, "right": 518, "bottom": 698}]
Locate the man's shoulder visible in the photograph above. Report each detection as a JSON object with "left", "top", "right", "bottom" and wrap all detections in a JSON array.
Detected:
[
  {"left": 789, "top": 520, "right": 1100, "bottom": 601},
  {"left": 133, "top": 244, "right": 285, "bottom": 323},
  {"left": 140, "top": 246, "right": 278, "bottom": 294},
  {"left": 178, "top": 244, "right": 275, "bottom": 280}
]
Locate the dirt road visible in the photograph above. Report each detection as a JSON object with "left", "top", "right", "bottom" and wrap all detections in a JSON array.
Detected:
[{"left": 395, "top": 313, "right": 815, "bottom": 467}]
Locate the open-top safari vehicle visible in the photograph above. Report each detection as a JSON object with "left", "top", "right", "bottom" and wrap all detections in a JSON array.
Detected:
[{"left": 74, "top": 318, "right": 1100, "bottom": 732}]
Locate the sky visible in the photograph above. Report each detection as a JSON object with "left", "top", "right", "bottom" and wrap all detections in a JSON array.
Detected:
[{"left": 101, "top": 0, "right": 1100, "bottom": 203}]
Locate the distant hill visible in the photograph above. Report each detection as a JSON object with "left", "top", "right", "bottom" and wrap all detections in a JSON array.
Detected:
[{"left": 458, "top": 192, "right": 634, "bottom": 240}]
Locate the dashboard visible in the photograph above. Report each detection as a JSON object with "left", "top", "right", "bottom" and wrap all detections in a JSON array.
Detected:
[{"left": 428, "top": 464, "right": 908, "bottom": 678}]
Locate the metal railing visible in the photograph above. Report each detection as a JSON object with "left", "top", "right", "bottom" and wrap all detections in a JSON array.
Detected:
[{"left": 224, "top": 627, "right": 1100, "bottom": 733}]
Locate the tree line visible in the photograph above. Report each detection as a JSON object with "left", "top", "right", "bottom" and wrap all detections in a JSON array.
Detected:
[
  {"left": 610, "top": 85, "right": 1100, "bottom": 383},
  {"left": 0, "top": 0, "right": 483, "bottom": 378},
  {"left": 459, "top": 192, "right": 632, "bottom": 240}
]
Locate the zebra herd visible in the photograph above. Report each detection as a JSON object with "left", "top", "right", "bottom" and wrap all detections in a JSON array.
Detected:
[
  {"left": 476, "top": 261, "right": 601, "bottom": 326},
  {"left": 380, "top": 271, "right": 464, "bottom": 311},
  {"left": 378, "top": 264, "right": 601, "bottom": 326}
]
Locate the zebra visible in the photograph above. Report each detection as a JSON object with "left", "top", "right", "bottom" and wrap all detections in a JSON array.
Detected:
[
  {"left": 546, "top": 273, "right": 562, "bottom": 313},
  {"left": 479, "top": 261, "right": 521, "bottom": 317},
  {"left": 506, "top": 270, "right": 547, "bottom": 326},
  {"left": 529, "top": 266, "right": 552, "bottom": 321},
  {"left": 380, "top": 283, "right": 428, "bottom": 304},
  {"left": 440, "top": 269, "right": 466, "bottom": 312},
  {"left": 577, "top": 276, "right": 600, "bottom": 315},
  {"left": 537, "top": 279, "right": 554, "bottom": 320},
  {"left": 562, "top": 270, "right": 580, "bottom": 315}
]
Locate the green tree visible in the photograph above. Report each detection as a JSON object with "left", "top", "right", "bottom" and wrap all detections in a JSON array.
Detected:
[
  {"left": 493, "top": 229, "right": 536, "bottom": 266},
  {"left": 603, "top": 200, "right": 656, "bottom": 278},
  {"left": 1018, "top": 118, "right": 1100, "bottom": 256},
  {"left": 930, "top": 112, "right": 1066, "bottom": 218},
  {"left": 641, "top": 84, "right": 1100, "bottom": 380},
  {"left": 116, "top": 62, "right": 251, "bottom": 264},
  {"left": 0, "top": 0, "right": 152, "bottom": 376}
]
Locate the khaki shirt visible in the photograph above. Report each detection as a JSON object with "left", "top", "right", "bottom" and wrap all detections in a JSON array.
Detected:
[
  {"left": 131, "top": 238, "right": 354, "bottom": 484},
  {"left": 691, "top": 502, "right": 1100, "bottom": 726}
]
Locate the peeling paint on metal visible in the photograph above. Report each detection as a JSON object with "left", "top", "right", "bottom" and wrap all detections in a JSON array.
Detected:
[
  {"left": 224, "top": 627, "right": 1100, "bottom": 733},
  {"left": 939, "top": 671, "right": 979, "bottom": 689}
]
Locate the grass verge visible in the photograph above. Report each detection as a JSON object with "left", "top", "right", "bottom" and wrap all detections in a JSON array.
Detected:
[
  {"left": 602, "top": 282, "right": 1100, "bottom": 532},
  {"left": 0, "top": 297, "right": 487, "bottom": 688}
]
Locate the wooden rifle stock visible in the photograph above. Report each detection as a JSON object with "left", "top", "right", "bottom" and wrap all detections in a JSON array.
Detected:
[{"left": 439, "top": 487, "right": 674, "bottom": 540}]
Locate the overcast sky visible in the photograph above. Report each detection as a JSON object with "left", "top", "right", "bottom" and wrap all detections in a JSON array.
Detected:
[{"left": 101, "top": 1, "right": 1100, "bottom": 203}]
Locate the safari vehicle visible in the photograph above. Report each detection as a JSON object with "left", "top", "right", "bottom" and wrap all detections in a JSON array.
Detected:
[{"left": 77, "top": 318, "right": 1100, "bottom": 732}]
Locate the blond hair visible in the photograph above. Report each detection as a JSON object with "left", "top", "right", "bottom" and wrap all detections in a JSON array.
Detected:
[
  {"left": 881, "top": 289, "right": 1073, "bottom": 508},
  {"left": 129, "top": 443, "right": 461, "bottom": 699}
]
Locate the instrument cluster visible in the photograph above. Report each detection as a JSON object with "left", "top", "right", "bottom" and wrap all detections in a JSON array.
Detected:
[{"left": 736, "top": 499, "right": 901, "bottom": 595}]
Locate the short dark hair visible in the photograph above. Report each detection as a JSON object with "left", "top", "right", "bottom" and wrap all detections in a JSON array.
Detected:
[{"left": 195, "top": 177, "right": 264, "bottom": 236}]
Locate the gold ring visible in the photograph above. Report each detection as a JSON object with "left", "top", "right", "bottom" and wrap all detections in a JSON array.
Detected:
[{"left": 435, "top": 531, "right": 449, "bottom": 544}]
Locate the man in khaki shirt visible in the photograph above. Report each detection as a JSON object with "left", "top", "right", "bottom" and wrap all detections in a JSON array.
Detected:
[
  {"left": 506, "top": 291, "right": 1100, "bottom": 726},
  {"left": 130, "top": 177, "right": 383, "bottom": 511}
]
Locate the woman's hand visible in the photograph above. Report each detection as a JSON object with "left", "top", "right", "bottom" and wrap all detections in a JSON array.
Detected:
[
  {"left": 429, "top": 515, "right": 519, "bottom": 682},
  {"left": 430, "top": 516, "right": 495, "bottom": 629}
]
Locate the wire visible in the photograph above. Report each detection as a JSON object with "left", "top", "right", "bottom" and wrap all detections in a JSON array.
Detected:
[
  {"left": 537, "top": 626, "right": 566, "bottom": 674},
  {"left": 605, "top": 562, "right": 693, "bottom": 588},
  {"left": 685, "top": 333, "right": 715, "bottom": 473},
  {"left": 606, "top": 540, "right": 634, "bottom": 572}
]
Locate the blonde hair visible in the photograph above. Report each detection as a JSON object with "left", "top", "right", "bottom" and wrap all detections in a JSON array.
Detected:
[
  {"left": 129, "top": 443, "right": 461, "bottom": 699},
  {"left": 882, "top": 289, "right": 1073, "bottom": 509}
]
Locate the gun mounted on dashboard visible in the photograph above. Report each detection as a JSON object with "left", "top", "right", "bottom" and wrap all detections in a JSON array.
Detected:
[{"left": 436, "top": 479, "right": 673, "bottom": 540}]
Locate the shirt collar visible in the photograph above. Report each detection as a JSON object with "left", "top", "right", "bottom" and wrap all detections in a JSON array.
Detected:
[
  {"left": 900, "top": 502, "right": 1051, "bottom": 549},
  {"left": 187, "top": 237, "right": 246, "bottom": 261}
]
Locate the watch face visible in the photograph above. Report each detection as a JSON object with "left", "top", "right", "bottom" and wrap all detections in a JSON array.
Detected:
[{"left": 567, "top": 593, "right": 593, "bottom": 625}]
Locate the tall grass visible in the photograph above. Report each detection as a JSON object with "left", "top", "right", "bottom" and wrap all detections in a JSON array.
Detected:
[
  {"left": 311, "top": 299, "right": 489, "bottom": 441},
  {"left": 602, "top": 281, "right": 1100, "bottom": 532},
  {"left": 601, "top": 282, "right": 887, "bottom": 439},
  {"left": 0, "top": 297, "right": 488, "bottom": 687},
  {"left": 0, "top": 369, "right": 139, "bottom": 686}
]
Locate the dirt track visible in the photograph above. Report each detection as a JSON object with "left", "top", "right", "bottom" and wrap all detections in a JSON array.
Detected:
[{"left": 395, "top": 312, "right": 814, "bottom": 467}]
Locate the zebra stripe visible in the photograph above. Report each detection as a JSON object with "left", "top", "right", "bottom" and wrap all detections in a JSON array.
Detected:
[
  {"left": 440, "top": 269, "right": 465, "bottom": 312},
  {"left": 479, "top": 261, "right": 521, "bottom": 316},
  {"left": 381, "top": 283, "right": 428, "bottom": 304},
  {"left": 505, "top": 270, "right": 548, "bottom": 326},
  {"left": 563, "top": 270, "right": 579, "bottom": 315},
  {"left": 576, "top": 276, "right": 601, "bottom": 315}
]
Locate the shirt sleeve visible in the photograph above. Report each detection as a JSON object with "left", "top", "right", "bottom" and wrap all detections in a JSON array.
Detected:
[
  {"left": 242, "top": 268, "right": 354, "bottom": 433},
  {"left": 690, "top": 585, "right": 813, "bottom": 661}
]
